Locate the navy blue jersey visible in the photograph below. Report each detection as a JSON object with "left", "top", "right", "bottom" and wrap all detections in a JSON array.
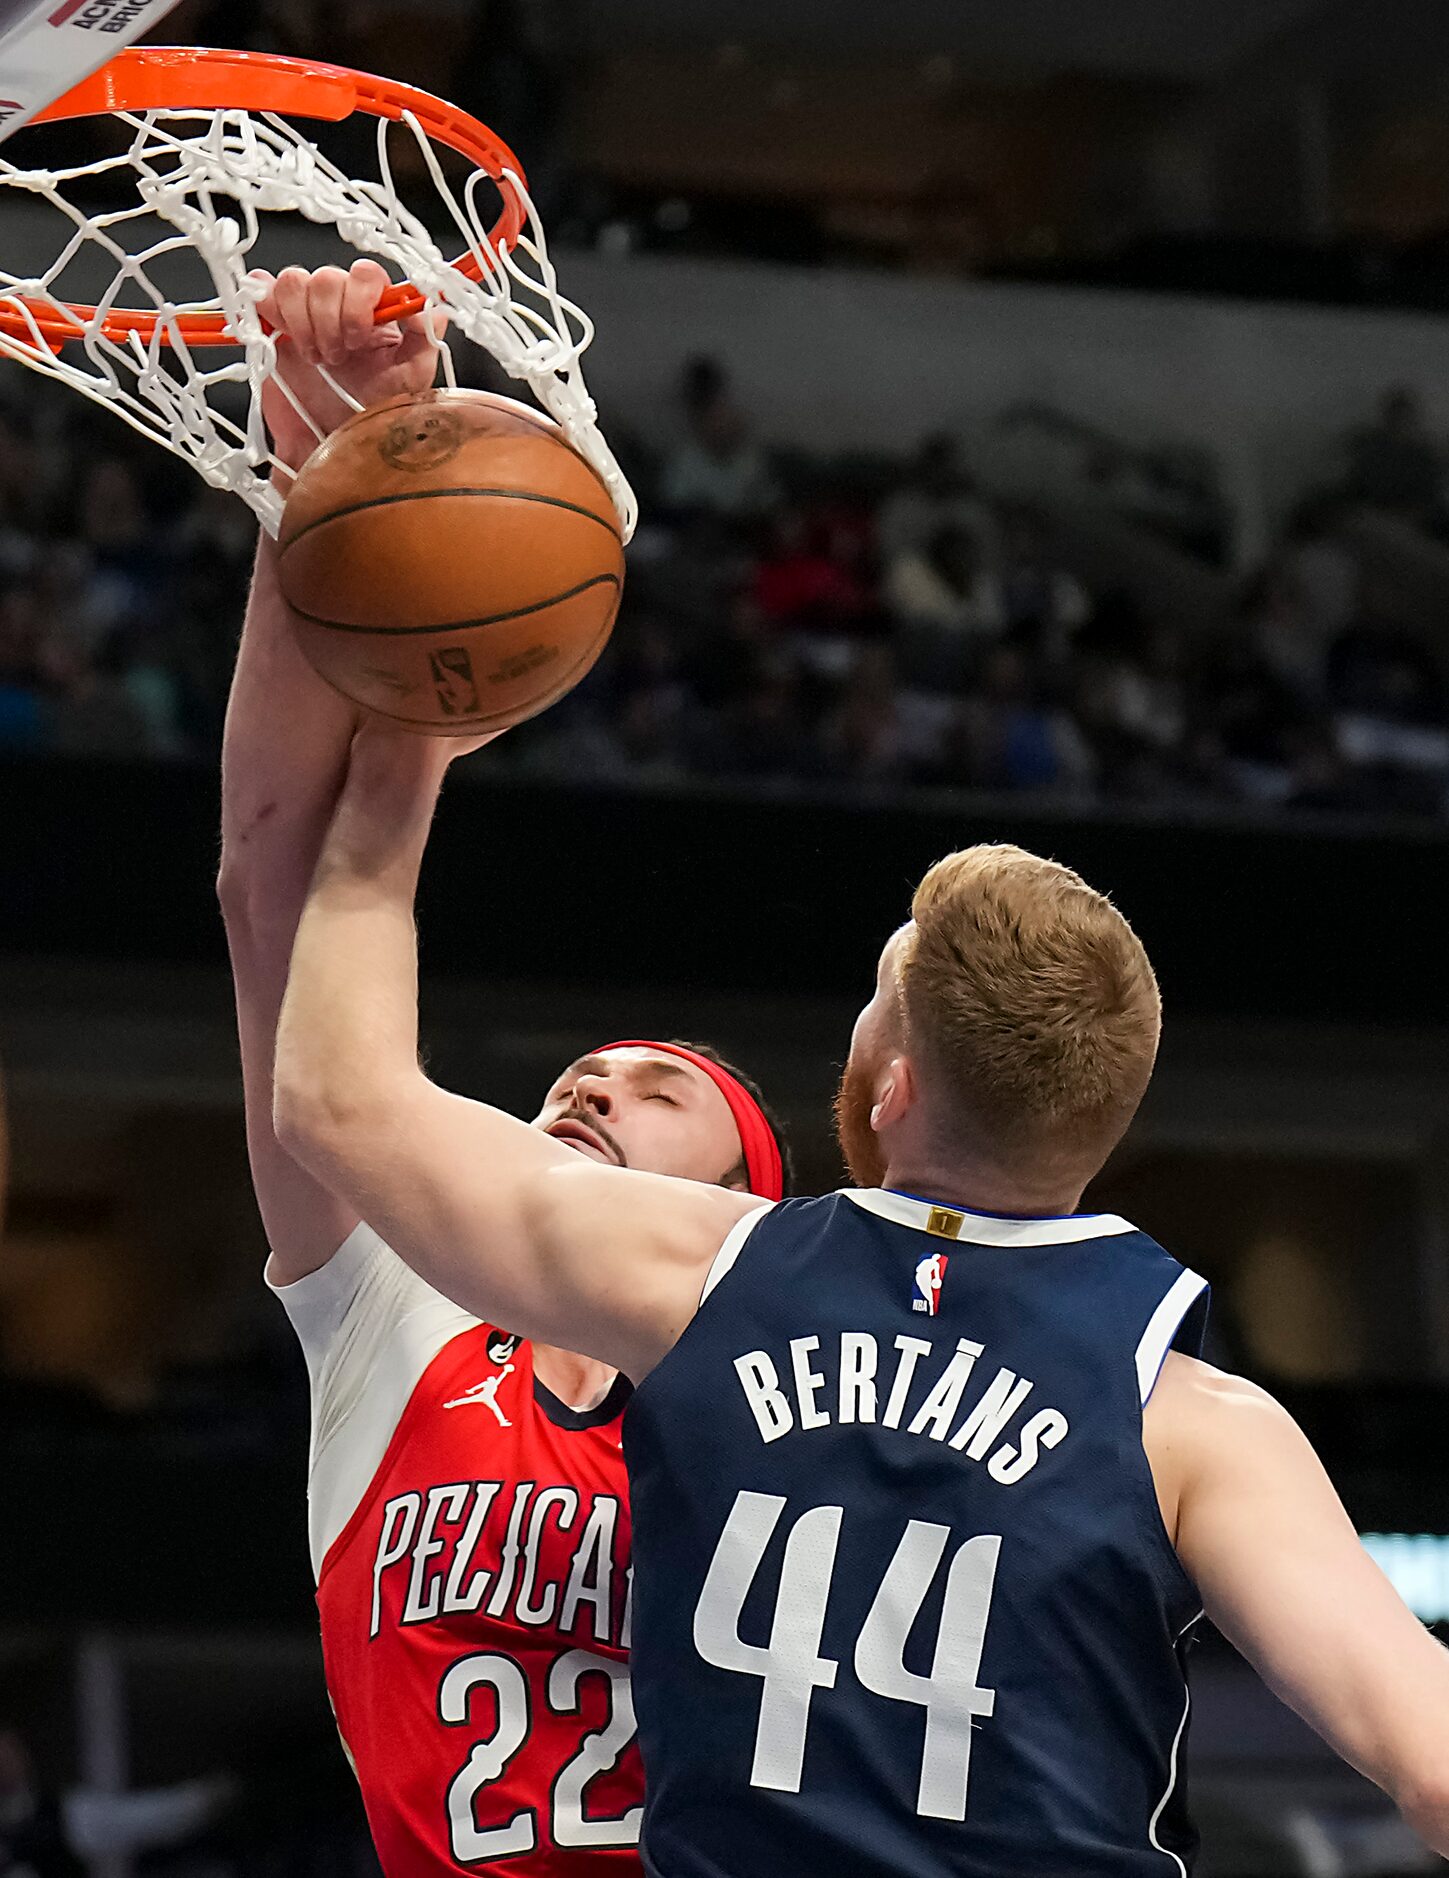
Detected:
[{"left": 624, "top": 1188, "right": 1209, "bottom": 1878}]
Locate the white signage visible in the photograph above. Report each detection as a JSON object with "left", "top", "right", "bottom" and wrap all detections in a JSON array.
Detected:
[{"left": 0, "top": 0, "right": 183, "bottom": 144}]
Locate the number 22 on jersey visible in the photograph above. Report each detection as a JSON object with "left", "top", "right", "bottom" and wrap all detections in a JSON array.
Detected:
[
  {"left": 440, "top": 1648, "right": 641, "bottom": 1860},
  {"left": 693, "top": 1490, "right": 1001, "bottom": 1821}
]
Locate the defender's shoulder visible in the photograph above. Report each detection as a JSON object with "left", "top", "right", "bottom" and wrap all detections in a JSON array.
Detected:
[{"left": 1148, "top": 1353, "right": 1298, "bottom": 1450}]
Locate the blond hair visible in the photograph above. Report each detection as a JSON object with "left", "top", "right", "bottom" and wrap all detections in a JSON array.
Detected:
[{"left": 898, "top": 845, "right": 1160, "bottom": 1182}]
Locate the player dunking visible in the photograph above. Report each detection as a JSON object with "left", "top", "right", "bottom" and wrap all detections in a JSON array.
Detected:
[
  {"left": 217, "top": 263, "right": 786, "bottom": 1877},
  {"left": 272, "top": 730, "right": 1449, "bottom": 1873}
]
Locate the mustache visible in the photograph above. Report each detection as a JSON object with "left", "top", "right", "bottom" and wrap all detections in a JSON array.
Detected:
[{"left": 553, "top": 1105, "right": 629, "bottom": 1169}]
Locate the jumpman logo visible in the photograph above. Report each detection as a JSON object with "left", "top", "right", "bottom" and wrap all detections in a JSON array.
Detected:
[{"left": 444, "top": 1362, "right": 515, "bottom": 1426}]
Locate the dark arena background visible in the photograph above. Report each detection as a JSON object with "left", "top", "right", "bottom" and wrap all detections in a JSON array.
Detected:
[{"left": 2, "top": 2, "right": 1449, "bottom": 1874}]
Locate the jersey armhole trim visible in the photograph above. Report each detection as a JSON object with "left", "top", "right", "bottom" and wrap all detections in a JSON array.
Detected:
[
  {"left": 699, "top": 1202, "right": 775, "bottom": 1307},
  {"left": 1147, "top": 1610, "right": 1204, "bottom": 1878},
  {"left": 1136, "top": 1269, "right": 1209, "bottom": 1406}
]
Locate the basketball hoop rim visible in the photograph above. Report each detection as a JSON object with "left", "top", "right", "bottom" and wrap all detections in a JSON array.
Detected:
[{"left": 0, "top": 45, "right": 529, "bottom": 349}]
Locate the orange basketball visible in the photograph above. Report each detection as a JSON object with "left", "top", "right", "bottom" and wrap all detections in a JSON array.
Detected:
[{"left": 276, "top": 390, "right": 624, "bottom": 734}]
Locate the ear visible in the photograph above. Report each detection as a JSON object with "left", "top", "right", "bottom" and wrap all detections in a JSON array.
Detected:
[
  {"left": 719, "top": 1158, "right": 750, "bottom": 1194},
  {"left": 870, "top": 1054, "right": 917, "bottom": 1134}
]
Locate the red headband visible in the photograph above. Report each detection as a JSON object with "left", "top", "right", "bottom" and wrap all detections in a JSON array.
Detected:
[{"left": 591, "top": 1041, "right": 784, "bottom": 1202}]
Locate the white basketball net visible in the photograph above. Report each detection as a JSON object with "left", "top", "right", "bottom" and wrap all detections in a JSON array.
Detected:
[{"left": 0, "top": 103, "right": 637, "bottom": 539}]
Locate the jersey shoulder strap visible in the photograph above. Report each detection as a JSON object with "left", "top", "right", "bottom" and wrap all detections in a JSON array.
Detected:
[{"left": 696, "top": 1188, "right": 1208, "bottom": 1407}]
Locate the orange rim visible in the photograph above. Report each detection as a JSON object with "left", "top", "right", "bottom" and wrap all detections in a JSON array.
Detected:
[{"left": 0, "top": 46, "right": 528, "bottom": 349}]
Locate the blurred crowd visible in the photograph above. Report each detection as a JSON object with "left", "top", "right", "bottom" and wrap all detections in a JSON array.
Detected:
[
  {"left": 3, "top": 366, "right": 1449, "bottom": 822},
  {"left": 0, "top": 404, "right": 249, "bottom": 760},
  {"left": 524, "top": 369, "right": 1449, "bottom": 819}
]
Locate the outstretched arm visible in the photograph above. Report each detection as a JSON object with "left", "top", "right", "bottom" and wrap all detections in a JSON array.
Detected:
[
  {"left": 1152, "top": 1354, "right": 1449, "bottom": 1851},
  {"left": 219, "top": 528, "right": 359, "bottom": 1282},
  {"left": 273, "top": 724, "right": 758, "bottom": 1376},
  {"left": 217, "top": 261, "right": 443, "bottom": 1284}
]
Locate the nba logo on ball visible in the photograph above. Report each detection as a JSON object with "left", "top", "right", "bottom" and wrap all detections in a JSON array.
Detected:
[
  {"left": 913, "top": 1253, "right": 948, "bottom": 1316},
  {"left": 430, "top": 646, "right": 480, "bottom": 716}
]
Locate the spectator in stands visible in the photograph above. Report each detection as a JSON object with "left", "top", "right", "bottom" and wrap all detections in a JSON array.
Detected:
[
  {"left": 0, "top": 408, "right": 46, "bottom": 569},
  {"left": 1197, "top": 634, "right": 1309, "bottom": 805},
  {"left": 1327, "top": 620, "right": 1449, "bottom": 803},
  {"left": 1077, "top": 434, "right": 1232, "bottom": 564},
  {"left": 1279, "top": 498, "right": 1361, "bottom": 644},
  {"left": 659, "top": 356, "right": 777, "bottom": 523},
  {"left": 39, "top": 629, "right": 154, "bottom": 759},
  {"left": 883, "top": 521, "right": 1007, "bottom": 635},
  {"left": 751, "top": 504, "right": 875, "bottom": 627},
  {"left": 165, "top": 483, "right": 259, "bottom": 752},
  {"left": 694, "top": 651, "right": 811, "bottom": 781},
  {"left": 1240, "top": 563, "right": 1331, "bottom": 703},
  {"left": 996, "top": 507, "right": 1092, "bottom": 644},
  {"left": 683, "top": 588, "right": 776, "bottom": 713},
  {"left": 110, "top": 616, "right": 188, "bottom": 758},
  {"left": 29, "top": 544, "right": 109, "bottom": 668},
  {"left": 1283, "top": 720, "right": 1378, "bottom": 816},
  {"left": 818, "top": 646, "right": 905, "bottom": 784},
  {"left": 74, "top": 456, "right": 169, "bottom": 634},
  {"left": 935, "top": 643, "right": 1094, "bottom": 794},
  {"left": 816, "top": 644, "right": 952, "bottom": 785},
  {"left": 1072, "top": 613, "right": 1188, "bottom": 778},
  {"left": 1144, "top": 443, "right": 1234, "bottom": 564},
  {"left": 1341, "top": 387, "right": 1444, "bottom": 523},
  {"left": 607, "top": 615, "right": 692, "bottom": 776},
  {"left": 877, "top": 432, "right": 998, "bottom": 565}
]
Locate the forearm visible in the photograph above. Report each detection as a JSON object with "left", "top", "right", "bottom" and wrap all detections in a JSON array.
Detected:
[
  {"left": 1167, "top": 1363, "right": 1449, "bottom": 1842},
  {"left": 217, "top": 529, "right": 358, "bottom": 915},
  {"left": 1210, "top": 1564, "right": 1449, "bottom": 1815},
  {"left": 220, "top": 528, "right": 367, "bottom": 1274},
  {"left": 1399, "top": 1771, "right": 1449, "bottom": 1857},
  {"left": 274, "top": 734, "right": 445, "bottom": 1164}
]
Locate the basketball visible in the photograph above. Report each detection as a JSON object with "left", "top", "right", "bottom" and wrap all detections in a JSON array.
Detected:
[{"left": 275, "top": 389, "right": 625, "bottom": 734}]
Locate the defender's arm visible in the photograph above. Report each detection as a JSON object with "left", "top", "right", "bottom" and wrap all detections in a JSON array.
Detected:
[
  {"left": 1152, "top": 1354, "right": 1449, "bottom": 1850},
  {"left": 273, "top": 723, "right": 757, "bottom": 1377}
]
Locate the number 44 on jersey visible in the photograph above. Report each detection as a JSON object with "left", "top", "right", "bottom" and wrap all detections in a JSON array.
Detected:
[{"left": 694, "top": 1491, "right": 1002, "bottom": 1821}]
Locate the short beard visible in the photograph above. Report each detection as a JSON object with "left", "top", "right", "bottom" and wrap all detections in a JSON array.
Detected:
[
  {"left": 552, "top": 1106, "right": 628, "bottom": 1168},
  {"left": 834, "top": 1053, "right": 887, "bottom": 1188}
]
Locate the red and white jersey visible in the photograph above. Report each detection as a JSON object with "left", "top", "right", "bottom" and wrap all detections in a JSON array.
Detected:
[{"left": 272, "top": 1224, "right": 641, "bottom": 1877}]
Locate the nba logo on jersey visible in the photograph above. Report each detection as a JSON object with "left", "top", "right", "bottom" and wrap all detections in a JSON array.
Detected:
[{"left": 912, "top": 1252, "right": 948, "bottom": 1315}]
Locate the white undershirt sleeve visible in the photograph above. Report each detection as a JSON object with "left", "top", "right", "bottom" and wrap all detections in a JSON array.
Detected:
[{"left": 267, "top": 1223, "right": 479, "bottom": 1577}]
